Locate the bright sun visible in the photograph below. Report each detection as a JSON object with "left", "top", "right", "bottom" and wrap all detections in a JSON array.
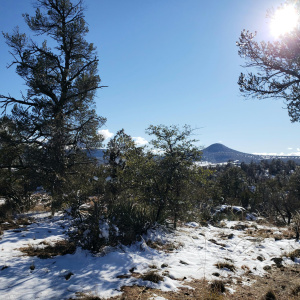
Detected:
[{"left": 270, "top": 5, "right": 298, "bottom": 38}]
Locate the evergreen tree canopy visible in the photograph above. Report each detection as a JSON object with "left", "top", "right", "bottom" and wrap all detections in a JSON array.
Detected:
[
  {"left": 145, "top": 124, "right": 203, "bottom": 226},
  {"left": 0, "top": 0, "right": 106, "bottom": 209},
  {"left": 237, "top": 1, "right": 300, "bottom": 122}
]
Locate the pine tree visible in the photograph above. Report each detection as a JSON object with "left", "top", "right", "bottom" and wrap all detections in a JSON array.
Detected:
[
  {"left": 0, "top": 0, "right": 106, "bottom": 210},
  {"left": 145, "top": 124, "right": 203, "bottom": 227},
  {"left": 237, "top": 1, "right": 300, "bottom": 122}
]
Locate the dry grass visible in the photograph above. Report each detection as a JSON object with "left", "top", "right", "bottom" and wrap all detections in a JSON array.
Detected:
[
  {"left": 291, "top": 285, "right": 300, "bottom": 296},
  {"left": 214, "top": 261, "right": 236, "bottom": 272},
  {"left": 71, "top": 264, "right": 300, "bottom": 300},
  {"left": 0, "top": 217, "right": 33, "bottom": 237},
  {"left": 148, "top": 264, "right": 157, "bottom": 269},
  {"left": 20, "top": 239, "right": 76, "bottom": 259},
  {"left": 146, "top": 240, "right": 184, "bottom": 252},
  {"left": 208, "top": 239, "right": 227, "bottom": 248},
  {"left": 286, "top": 249, "right": 300, "bottom": 262},
  {"left": 246, "top": 227, "right": 295, "bottom": 241},
  {"left": 30, "top": 193, "right": 52, "bottom": 211},
  {"left": 226, "top": 264, "right": 300, "bottom": 300},
  {"left": 210, "top": 280, "right": 226, "bottom": 293},
  {"left": 230, "top": 223, "right": 249, "bottom": 231},
  {"left": 30, "top": 203, "right": 51, "bottom": 213},
  {"left": 69, "top": 291, "right": 102, "bottom": 300},
  {"left": 107, "top": 279, "right": 225, "bottom": 300},
  {"left": 141, "top": 271, "right": 164, "bottom": 283}
]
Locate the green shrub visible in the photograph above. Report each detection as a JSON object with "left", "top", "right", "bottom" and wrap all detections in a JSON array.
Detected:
[
  {"left": 108, "top": 200, "right": 155, "bottom": 245},
  {"left": 70, "top": 198, "right": 155, "bottom": 252}
]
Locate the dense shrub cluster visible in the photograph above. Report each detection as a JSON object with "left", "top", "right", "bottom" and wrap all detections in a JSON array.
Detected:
[
  {"left": 2, "top": 121, "right": 300, "bottom": 252},
  {"left": 68, "top": 125, "right": 207, "bottom": 251},
  {"left": 205, "top": 159, "right": 299, "bottom": 225}
]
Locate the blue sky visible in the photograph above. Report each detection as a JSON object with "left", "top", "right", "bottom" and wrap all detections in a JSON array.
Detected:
[{"left": 1, "top": 0, "right": 299, "bottom": 155}]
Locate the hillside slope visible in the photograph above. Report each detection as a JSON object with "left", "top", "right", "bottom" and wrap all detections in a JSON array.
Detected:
[{"left": 202, "top": 143, "right": 300, "bottom": 164}]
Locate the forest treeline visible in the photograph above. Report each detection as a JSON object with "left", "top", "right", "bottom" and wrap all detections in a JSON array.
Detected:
[{"left": 1, "top": 123, "right": 300, "bottom": 251}]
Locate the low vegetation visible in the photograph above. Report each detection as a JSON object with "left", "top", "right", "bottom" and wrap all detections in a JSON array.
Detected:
[
  {"left": 264, "top": 290, "right": 277, "bottom": 300},
  {"left": 286, "top": 249, "right": 300, "bottom": 262},
  {"left": 141, "top": 271, "right": 164, "bottom": 283},
  {"left": 214, "top": 261, "right": 236, "bottom": 272},
  {"left": 71, "top": 292, "right": 102, "bottom": 300},
  {"left": 210, "top": 280, "right": 226, "bottom": 293},
  {"left": 20, "top": 240, "right": 76, "bottom": 259}
]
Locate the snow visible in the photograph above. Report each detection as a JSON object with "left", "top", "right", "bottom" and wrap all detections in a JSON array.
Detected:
[
  {"left": 219, "top": 205, "right": 245, "bottom": 212},
  {"left": 185, "top": 222, "right": 199, "bottom": 227},
  {"left": 149, "top": 295, "right": 168, "bottom": 300},
  {"left": 214, "top": 205, "right": 246, "bottom": 216},
  {"left": 246, "top": 213, "right": 257, "bottom": 221},
  {"left": 0, "top": 213, "right": 299, "bottom": 299}
]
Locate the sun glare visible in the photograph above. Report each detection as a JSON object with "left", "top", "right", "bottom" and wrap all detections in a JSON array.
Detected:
[{"left": 270, "top": 5, "right": 298, "bottom": 38}]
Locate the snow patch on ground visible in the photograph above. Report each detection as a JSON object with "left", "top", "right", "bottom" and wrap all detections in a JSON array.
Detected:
[{"left": 0, "top": 214, "right": 299, "bottom": 299}]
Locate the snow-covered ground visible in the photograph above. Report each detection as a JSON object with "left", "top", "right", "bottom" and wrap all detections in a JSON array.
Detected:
[{"left": 0, "top": 213, "right": 299, "bottom": 299}]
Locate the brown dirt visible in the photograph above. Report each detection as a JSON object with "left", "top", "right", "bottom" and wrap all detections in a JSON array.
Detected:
[
  {"left": 109, "top": 280, "right": 225, "bottom": 300},
  {"left": 99, "top": 264, "right": 300, "bottom": 300},
  {"left": 226, "top": 264, "right": 300, "bottom": 300}
]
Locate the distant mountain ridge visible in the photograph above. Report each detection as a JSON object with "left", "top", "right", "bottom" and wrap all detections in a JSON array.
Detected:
[
  {"left": 202, "top": 143, "right": 300, "bottom": 164},
  {"left": 88, "top": 143, "right": 300, "bottom": 165}
]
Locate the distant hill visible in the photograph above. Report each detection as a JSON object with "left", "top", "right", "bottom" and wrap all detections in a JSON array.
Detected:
[
  {"left": 88, "top": 144, "right": 300, "bottom": 165},
  {"left": 202, "top": 143, "right": 300, "bottom": 164}
]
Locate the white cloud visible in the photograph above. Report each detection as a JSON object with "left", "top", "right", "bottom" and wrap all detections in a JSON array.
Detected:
[
  {"left": 288, "top": 147, "right": 293, "bottom": 150},
  {"left": 151, "top": 148, "right": 164, "bottom": 155},
  {"left": 287, "top": 152, "right": 300, "bottom": 156},
  {"left": 253, "top": 151, "right": 300, "bottom": 156},
  {"left": 253, "top": 152, "right": 279, "bottom": 156},
  {"left": 133, "top": 136, "right": 148, "bottom": 146},
  {"left": 98, "top": 129, "right": 114, "bottom": 140}
]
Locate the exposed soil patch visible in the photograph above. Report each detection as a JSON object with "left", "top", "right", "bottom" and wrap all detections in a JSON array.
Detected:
[
  {"left": 226, "top": 264, "right": 300, "bottom": 300},
  {"left": 108, "top": 279, "right": 226, "bottom": 300}
]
